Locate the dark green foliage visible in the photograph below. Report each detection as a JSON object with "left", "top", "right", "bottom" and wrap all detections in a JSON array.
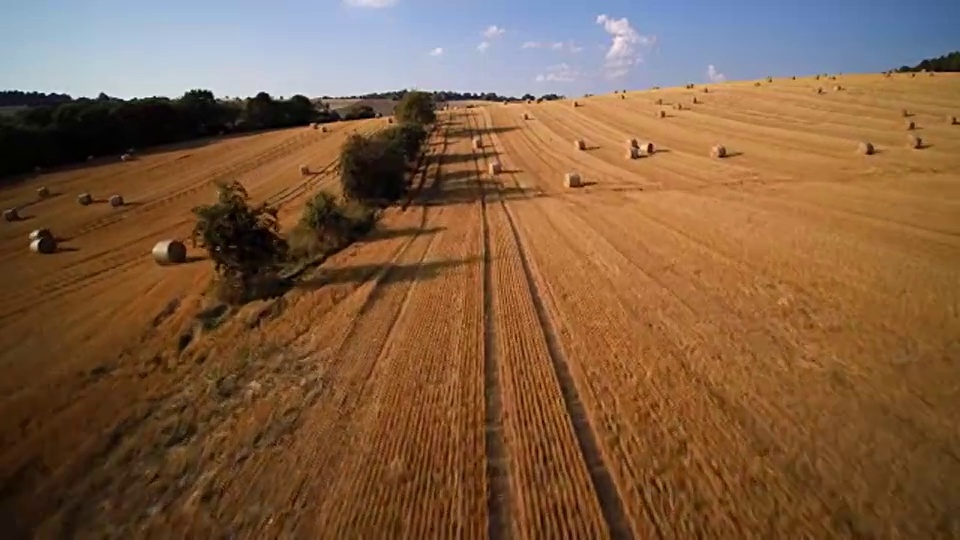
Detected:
[
  {"left": 191, "top": 181, "right": 288, "bottom": 304},
  {"left": 393, "top": 91, "right": 436, "bottom": 125},
  {"left": 338, "top": 134, "right": 407, "bottom": 204},
  {"left": 342, "top": 104, "right": 377, "bottom": 121},
  {"left": 0, "top": 90, "right": 72, "bottom": 108},
  {"left": 376, "top": 122, "right": 428, "bottom": 163},
  {"left": 895, "top": 51, "right": 960, "bottom": 72},
  {"left": 289, "top": 192, "right": 376, "bottom": 259}
]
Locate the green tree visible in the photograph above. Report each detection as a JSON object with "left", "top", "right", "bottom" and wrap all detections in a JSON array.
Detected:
[
  {"left": 191, "top": 181, "right": 288, "bottom": 303},
  {"left": 339, "top": 134, "right": 407, "bottom": 204},
  {"left": 394, "top": 91, "right": 436, "bottom": 125}
]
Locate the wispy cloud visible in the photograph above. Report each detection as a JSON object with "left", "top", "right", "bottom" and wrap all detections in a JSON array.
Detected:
[
  {"left": 429, "top": 47, "right": 444, "bottom": 57},
  {"left": 343, "top": 0, "right": 397, "bottom": 7},
  {"left": 482, "top": 25, "right": 506, "bottom": 39},
  {"left": 521, "top": 41, "right": 583, "bottom": 53},
  {"left": 535, "top": 63, "right": 581, "bottom": 83},
  {"left": 706, "top": 64, "right": 726, "bottom": 83},
  {"left": 477, "top": 41, "right": 490, "bottom": 53},
  {"left": 596, "top": 14, "right": 656, "bottom": 79}
]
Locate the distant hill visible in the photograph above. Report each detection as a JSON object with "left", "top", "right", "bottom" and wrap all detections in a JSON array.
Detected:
[{"left": 895, "top": 51, "right": 960, "bottom": 73}]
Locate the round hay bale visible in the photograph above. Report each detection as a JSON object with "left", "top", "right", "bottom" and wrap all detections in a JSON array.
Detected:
[
  {"left": 703, "top": 88, "right": 709, "bottom": 93},
  {"left": 620, "top": 94, "right": 625, "bottom": 100},
  {"left": 572, "top": 101, "right": 579, "bottom": 108},
  {"left": 901, "top": 108, "right": 909, "bottom": 117},
  {"left": 905, "top": 120, "right": 915, "bottom": 130},
  {"left": 815, "top": 75, "right": 821, "bottom": 80},
  {"left": 911, "top": 73, "right": 916, "bottom": 78},
  {"left": 30, "top": 237, "right": 57, "bottom": 254},
  {"left": 152, "top": 240, "right": 188, "bottom": 265},
  {"left": 127, "top": 148, "right": 136, "bottom": 154},
  {"left": 657, "top": 110, "right": 666, "bottom": 118},
  {"left": 791, "top": 76, "right": 797, "bottom": 80},
  {"left": 309, "top": 122, "right": 317, "bottom": 129},
  {"left": 639, "top": 142, "right": 655, "bottom": 155},
  {"left": 86, "top": 155, "right": 95, "bottom": 161},
  {"left": 37, "top": 186, "right": 50, "bottom": 198},
  {"left": 626, "top": 147, "right": 641, "bottom": 160},
  {"left": 949, "top": 116, "right": 958, "bottom": 125},
  {"left": 766, "top": 76, "right": 773, "bottom": 83},
  {"left": 299, "top": 165, "right": 310, "bottom": 176},
  {"left": 692, "top": 97, "right": 699, "bottom": 104},
  {"left": 488, "top": 162, "right": 502, "bottom": 175},
  {"left": 655, "top": 98, "right": 663, "bottom": 105},
  {"left": 816, "top": 87, "right": 824, "bottom": 94},
  {"left": 472, "top": 137, "right": 482, "bottom": 149},
  {"left": 834, "top": 85, "right": 843, "bottom": 91},
  {"left": 857, "top": 141, "right": 875, "bottom": 155},
  {"left": 710, "top": 144, "right": 727, "bottom": 159},
  {"left": 907, "top": 134, "right": 923, "bottom": 149},
  {"left": 109, "top": 194, "right": 124, "bottom": 207},
  {"left": 3, "top": 208, "right": 19, "bottom": 222},
  {"left": 574, "top": 139, "right": 586, "bottom": 151},
  {"left": 29, "top": 228, "right": 52, "bottom": 241},
  {"left": 754, "top": 82, "right": 761, "bottom": 87},
  {"left": 563, "top": 173, "right": 582, "bottom": 188},
  {"left": 120, "top": 153, "right": 132, "bottom": 162},
  {"left": 627, "top": 138, "right": 639, "bottom": 149},
  {"left": 77, "top": 193, "right": 93, "bottom": 206},
  {"left": 387, "top": 118, "right": 394, "bottom": 124},
  {"left": 320, "top": 125, "right": 328, "bottom": 133},
  {"left": 522, "top": 113, "right": 530, "bottom": 120},
  {"left": 674, "top": 103, "right": 683, "bottom": 111}
]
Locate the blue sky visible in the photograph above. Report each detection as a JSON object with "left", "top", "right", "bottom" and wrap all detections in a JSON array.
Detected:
[{"left": 1, "top": 0, "right": 957, "bottom": 99}]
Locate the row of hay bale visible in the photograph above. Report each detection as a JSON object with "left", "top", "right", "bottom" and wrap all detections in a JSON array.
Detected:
[{"left": 4, "top": 191, "right": 125, "bottom": 222}]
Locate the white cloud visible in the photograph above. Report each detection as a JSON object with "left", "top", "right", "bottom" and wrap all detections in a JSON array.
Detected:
[
  {"left": 483, "top": 25, "right": 506, "bottom": 39},
  {"left": 429, "top": 47, "right": 444, "bottom": 57},
  {"left": 596, "top": 14, "right": 656, "bottom": 78},
  {"left": 535, "top": 63, "right": 580, "bottom": 83},
  {"left": 521, "top": 41, "right": 583, "bottom": 53},
  {"left": 344, "top": 0, "right": 397, "bottom": 7},
  {"left": 477, "top": 41, "right": 490, "bottom": 53},
  {"left": 707, "top": 64, "right": 726, "bottom": 83}
]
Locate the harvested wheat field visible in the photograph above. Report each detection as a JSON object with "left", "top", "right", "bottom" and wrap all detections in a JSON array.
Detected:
[{"left": 2, "top": 73, "right": 960, "bottom": 538}]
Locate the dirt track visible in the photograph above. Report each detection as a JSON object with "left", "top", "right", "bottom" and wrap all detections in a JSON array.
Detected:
[{"left": 2, "top": 73, "right": 960, "bottom": 538}]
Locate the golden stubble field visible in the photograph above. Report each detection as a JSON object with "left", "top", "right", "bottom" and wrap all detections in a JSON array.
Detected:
[{"left": 1, "top": 73, "right": 960, "bottom": 538}]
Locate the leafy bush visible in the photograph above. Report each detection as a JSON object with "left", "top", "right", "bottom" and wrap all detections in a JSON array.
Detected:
[
  {"left": 191, "top": 181, "right": 288, "bottom": 304},
  {"left": 289, "top": 192, "right": 376, "bottom": 259},
  {"left": 393, "top": 91, "right": 436, "bottom": 125},
  {"left": 376, "top": 122, "right": 428, "bottom": 163},
  {"left": 342, "top": 104, "right": 376, "bottom": 121},
  {"left": 339, "top": 134, "right": 406, "bottom": 204}
]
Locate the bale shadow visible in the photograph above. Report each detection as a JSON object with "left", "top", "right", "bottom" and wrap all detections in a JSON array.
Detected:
[
  {"left": 296, "top": 256, "right": 479, "bottom": 291},
  {"left": 55, "top": 246, "right": 80, "bottom": 253},
  {"left": 654, "top": 148, "right": 671, "bottom": 154},
  {"left": 17, "top": 192, "right": 64, "bottom": 210},
  {"left": 581, "top": 181, "right": 599, "bottom": 187},
  {"left": 915, "top": 142, "right": 933, "bottom": 150},
  {"left": 183, "top": 255, "right": 207, "bottom": 264},
  {"left": 725, "top": 151, "right": 744, "bottom": 158},
  {"left": 583, "top": 145, "right": 602, "bottom": 151}
]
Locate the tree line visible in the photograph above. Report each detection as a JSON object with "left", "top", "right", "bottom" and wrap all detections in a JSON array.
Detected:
[
  {"left": 323, "top": 89, "right": 565, "bottom": 103},
  {"left": 0, "top": 90, "right": 339, "bottom": 180},
  {"left": 895, "top": 51, "right": 960, "bottom": 73}
]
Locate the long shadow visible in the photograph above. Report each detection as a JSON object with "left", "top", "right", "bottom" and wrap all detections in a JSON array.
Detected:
[
  {"left": 16, "top": 192, "right": 64, "bottom": 211},
  {"left": 368, "top": 225, "right": 445, "bottom": 241},
  {"left": 442, "top": 153, "right": 500, "bottom": 165},
  {"left": 724, "top": 151, "right": 744, "bottom": 158},
  {"left": 447, "top": 126, "right": 519, "bottom": 139},
  {"left": 296, "top": 257, "right": 479, "bottom": 291}
]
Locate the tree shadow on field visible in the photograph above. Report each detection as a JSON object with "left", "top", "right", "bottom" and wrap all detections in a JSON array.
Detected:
[
  {"left": 442, "top": 152, "right": 500, "bottom": 165},
  {"left": 447, "top": 126, "right": 518, "bottom": 139},
  {"left": 368, "top": 225, "right": 446, "bottom": 242},
  {"left": 295, "top": 256, "right": 480, "bottom": 291}
]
